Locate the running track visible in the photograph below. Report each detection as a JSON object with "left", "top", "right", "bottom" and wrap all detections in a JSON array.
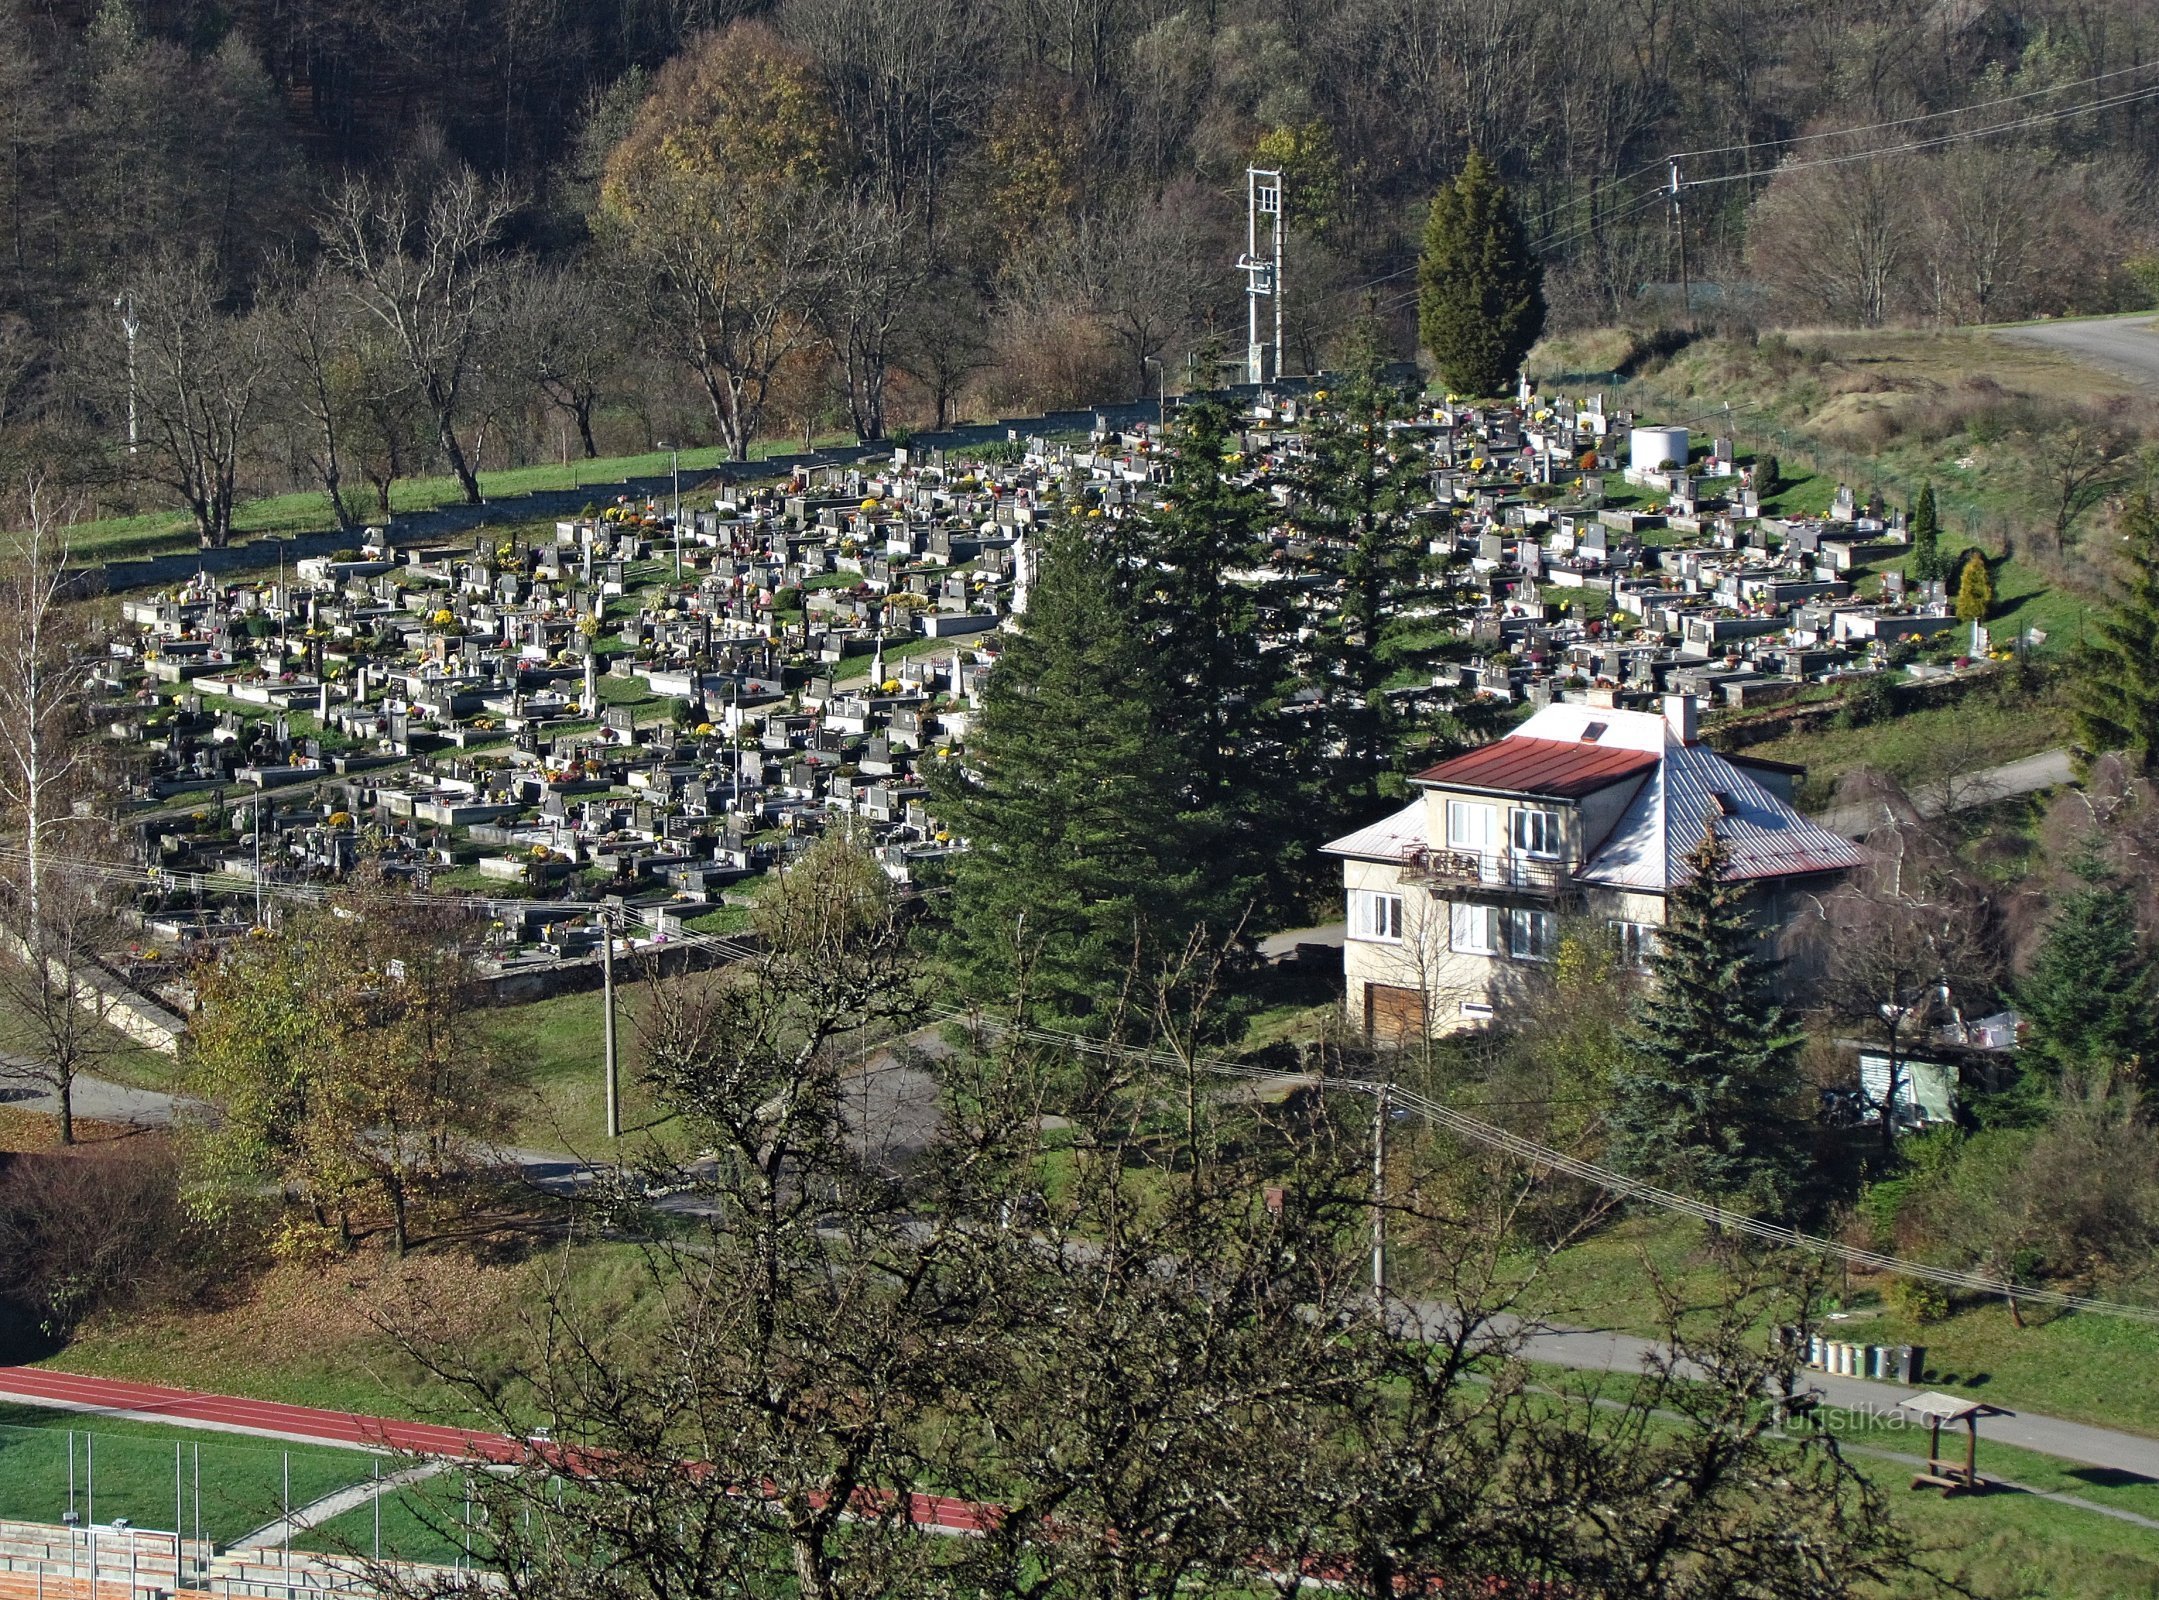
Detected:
[{"left": 0, "top": 1366, "right": 994, "bottom": 1536}]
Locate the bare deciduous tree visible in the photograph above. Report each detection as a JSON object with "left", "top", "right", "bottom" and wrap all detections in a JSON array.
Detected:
[
  {"left": 319, "top": 166, "right": 517, "bottom": 506},
  {"left": 1790, "top": 787, "right": 2004, "bottom": 1153},
  {"left": 107, "top": 252, "right": 271, "bottom": 547},
  {"left": 0, "top": 482, "right": 108, "bottom": 1142}
]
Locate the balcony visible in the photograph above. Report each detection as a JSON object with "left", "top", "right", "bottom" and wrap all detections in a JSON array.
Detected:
[{"left": 1402, "top": 845, "right": 1574, "bottom": 899}]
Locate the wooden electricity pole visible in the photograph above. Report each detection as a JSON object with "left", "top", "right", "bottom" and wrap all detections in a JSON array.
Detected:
[{"left": 601, "top": 906, "right": 620, "bottom": 1140}]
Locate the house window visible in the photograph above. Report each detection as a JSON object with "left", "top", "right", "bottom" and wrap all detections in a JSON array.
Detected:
[
  {"left": 1447, "top": 800, "right": 1496, "bottom": 855},
  {"left": 1511, "top": 807, "right": 1563, "bottom": 859},
  {"left": 1613, "top": 919, "right": 1659, "bottom": 970},
  {"left": 1449, "top": 901, "right": 1501, "bottom": 955},
  {"left": 1349, "top": 890, "right": 1404, "bottom": 943},
  {"left": 1510, "top": 908, "right": 1558, "bottom": 961}
]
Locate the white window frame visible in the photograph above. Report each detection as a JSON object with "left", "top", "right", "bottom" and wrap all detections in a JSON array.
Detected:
[
  {"left": 1447, "top": 800, "right": 1495, "bottom": 854},
  {"left": 1509, "top": 907, "right": 1558, "bottom": 962},
  {"left": 1511, "top": 807, "right": 1564, "bottom": 859},
  {"left": 1349, "top": 889, "right": 1404, "bottom": 944},
  {"left": 1449, "top": 900, "right": 1500, "bottom": 956},
  {"left": 1613, "top": 919, "right": 1659, "bottom": 970}
]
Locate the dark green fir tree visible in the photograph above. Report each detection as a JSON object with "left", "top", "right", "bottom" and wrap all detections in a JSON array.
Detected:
[
  {"left": 2071, "top": 491, "right": 2159, "bottom": 773},
  {"left": 2018, "top": 856, "right": 2155, "bottom": 1084},
  {"left": 1290, "top": 322, "right": 1457, "bottom": 817},
  {"left": 933, "top": 525, "right": 1202, "bottom": 1024},
  {"left": 1611, "top": 826, "right": 1810, "bottom": 1215},
  {"left": 1417, "top": 149, "right": 1546, "bottom": 399},
  {"left": 1908, "top": 481, "right": 1943, "bottom": 585},
  {"left": 1126, "top": 399, "right": 1297, "bottom": 924}
]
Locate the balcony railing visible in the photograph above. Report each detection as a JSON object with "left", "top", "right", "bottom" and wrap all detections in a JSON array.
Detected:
[{"left": 1402, "top": 846, "right": 1573, "bottom": 896}]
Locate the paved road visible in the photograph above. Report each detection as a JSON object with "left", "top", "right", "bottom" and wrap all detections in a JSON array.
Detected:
[
  {"left": 1995, "top": 312, "right": 2159, "bottom": 388},
  {"left": 1499, "top": 1319, "right": 2159, "bottom": 1479},
  {"left": 1812, "top": 747, "right": 2074, "bottom": 838},
  {"left": 0, "top": 1068, "right": 200, "bottom": 1128}
]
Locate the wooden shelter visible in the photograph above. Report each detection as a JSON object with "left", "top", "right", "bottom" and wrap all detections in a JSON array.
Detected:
[{"left": 1897, "top": 1391, "right": 2012, "bottom": 1494}]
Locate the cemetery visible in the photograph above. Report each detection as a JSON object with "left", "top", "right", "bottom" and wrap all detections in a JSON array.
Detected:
[{"left": 77, "top": 374, "right": 1987, "bottom": 1025}]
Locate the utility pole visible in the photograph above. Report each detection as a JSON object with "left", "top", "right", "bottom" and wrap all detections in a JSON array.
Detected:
[
  {"left": 1371, "top": 1080, "right": 1390, "bottom": 1306},
  {"left": 1239, "top": 168, "right": 1285, "bottom": 385},
  {"left": 252, "top": 790, "right": 263, "bottom": 927},
  {"left": 113, "top": 294, "right": 138, "bottom": 454},
  {"left": 601, "top": 905, "right": 619, "bottom": 1139},
  {"left": 658, "top": 443, "right": 682, "bottom": 580},
  {"left": 1669, "top": 158, "right": 1691, "bottom": 331}
]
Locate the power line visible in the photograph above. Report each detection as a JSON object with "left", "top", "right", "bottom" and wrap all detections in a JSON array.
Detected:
[
  {"left": 1669, "top": 57, "right": 2159, "bottom": 166},
  {"left": 42, "top": 832, "right": 2156, "bottom": 1323},
  {"left": 1680, "top": 80, "right": 2159, "bottom": 191},
  {"left": 948, "top": 1013, "right": 2159, "bottom": 1326}
]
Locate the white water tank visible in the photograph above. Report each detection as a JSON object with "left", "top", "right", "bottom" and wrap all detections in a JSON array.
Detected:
[{"left": 1629, "top": 425, "right": 1690, "bottom": 474}]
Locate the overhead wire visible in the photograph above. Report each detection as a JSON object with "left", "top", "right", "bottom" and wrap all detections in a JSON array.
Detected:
[{"left": 32, "top": 827, "right": 2159, "bottom": 1322}]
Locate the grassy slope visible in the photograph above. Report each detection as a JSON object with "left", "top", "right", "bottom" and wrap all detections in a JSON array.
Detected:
[
  {"left": 1737, "top": 693, "right": 2066, "bottom": 809},
  {"left": 59, "top": 435, "right": 863, "bottom": 564},
  {"left": 1518, "top": 1212, "right": 2159, "bottom": 1438}
]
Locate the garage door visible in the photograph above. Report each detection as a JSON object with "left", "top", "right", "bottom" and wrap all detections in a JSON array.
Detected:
[{"left": 1366, "top": 983, "right": 1427, "bottom": 1046}]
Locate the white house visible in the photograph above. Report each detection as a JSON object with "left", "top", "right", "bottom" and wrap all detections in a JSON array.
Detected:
[{"left": 1325, "top": 694, "right": 1863, "bottom": 1042}]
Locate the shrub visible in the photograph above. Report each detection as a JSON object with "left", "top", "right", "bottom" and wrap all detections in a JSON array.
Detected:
[
  {"left": 1885, "top": 1276, "right": 1951, "bottom": 1324},
  {"left": 0, "top": 1141, "right": 221, "bottom": 1342}
]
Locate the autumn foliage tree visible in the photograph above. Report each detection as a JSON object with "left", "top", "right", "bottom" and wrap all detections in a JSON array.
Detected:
[
  {"left": 598, "top": 23, "right": 845, "bottom": 460},
  {"left": 185, "top": 892, "right": 518, "bottom": 1253}
]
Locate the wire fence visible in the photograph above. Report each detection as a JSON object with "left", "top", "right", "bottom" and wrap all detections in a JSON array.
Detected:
[{"left": 0, "top": 1418, "right": 473, "bottom": 1569}]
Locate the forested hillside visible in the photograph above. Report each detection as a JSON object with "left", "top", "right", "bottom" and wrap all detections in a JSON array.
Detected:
[{"left": 2, "top": 0, "right": 2158, "bottom": 524}]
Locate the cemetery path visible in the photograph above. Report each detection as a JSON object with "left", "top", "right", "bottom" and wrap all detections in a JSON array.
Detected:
[
  {"left": 1812, "top": 747, "right": 2073, "bottom": 837},
  {"left": 1995, "top": 311, "right": 2159, "bottom": 389}
]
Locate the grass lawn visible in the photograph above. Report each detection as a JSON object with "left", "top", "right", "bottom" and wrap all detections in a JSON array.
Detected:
[
  {"left": 1502, "top": 1211, "right": 2159, "bottom": 1438},
  {"left": 1736, "top": 689, "right": 2066, "bottom": 810},
  {"left": 480, "top": 983, "right": 685, "bottom": 1155},
  {"left": 62, "top": 442, "right": 852, "bottom": 565}
]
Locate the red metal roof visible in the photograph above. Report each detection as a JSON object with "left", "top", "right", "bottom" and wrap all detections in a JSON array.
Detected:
[{"left": 1411, "top": 736, "right": 1659, "bottom": 800}]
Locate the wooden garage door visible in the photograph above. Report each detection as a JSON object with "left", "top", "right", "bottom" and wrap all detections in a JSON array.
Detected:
[{"left": 1366, "top": 983, "right": 1427, "bottom": 1046}]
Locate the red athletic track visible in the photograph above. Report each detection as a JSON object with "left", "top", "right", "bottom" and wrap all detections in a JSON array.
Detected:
[{"left": 0, "top": 1366, "right": 995, "bottom": 1537}]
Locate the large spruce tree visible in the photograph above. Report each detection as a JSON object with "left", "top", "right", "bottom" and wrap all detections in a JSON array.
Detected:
[
  {"left": 934, "top": 525, "right": 1203, "bottom": 1023},
  {"left": 1611, "top": 827, "right": 1810, "bottom": 1215},
  {"left": 2071, "top": 491, "right": 2159, "bottom": 773},
  {"left": 1127, "top": 399, "right": 1298, "bottom": 923},
  {"left": 1416, "top": 149, "right": 1546, "bottom": 398},
  {"left": 1290, "top": 325, "right": 1456, "bottom": 816},
  {"left": 2018, "top": 858, "right": 2155, "bottom": 1084}
]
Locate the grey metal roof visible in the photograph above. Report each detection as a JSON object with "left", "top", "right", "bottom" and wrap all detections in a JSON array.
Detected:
[
  {"left": 1321, "top": 799, "right": 1427, "bottom": 862},
  {"left": 1578, "top": 737, "right": 1865, "bottom": 890}
]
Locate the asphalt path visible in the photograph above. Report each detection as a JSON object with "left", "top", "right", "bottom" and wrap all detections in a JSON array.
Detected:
[
  {"left": 1995, "top": 312, "right": 2159, "bottom": 388},
  {"left": 12, "top": 1024, "right": 2158, "bottom": 1478},
  {"left": 1812, "top": 747, "right": 2075, "bottom": 838}
]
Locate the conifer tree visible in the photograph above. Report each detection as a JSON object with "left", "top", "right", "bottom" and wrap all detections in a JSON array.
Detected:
[
  {"left": 1126, "top": 399, "right": 1295, "bottom": 922},
  {"left": 2071, "top": 491, "right": 2159, "bottom": 773},
  {"left": 1611, "top": 827, "right": 1810, "bottom": 1215},
  {"left": 2018, "top": 859, "right": 2155, "bottom": 1083},
  {"left": 1290, "top": 323, "right": 1455, "bottom": 816},
  {"left": 934, "top": 525, "right": 1201, "bottom": 1023},
  {"left": 1953, "top": 549, "right": 1993, "bottom": 624},
  {"left": 1908, "top": 481, "right": 1943, "bottom": 584},
  {"left": 1416, "top": 149, "right": 1545, "bottom": 398}
]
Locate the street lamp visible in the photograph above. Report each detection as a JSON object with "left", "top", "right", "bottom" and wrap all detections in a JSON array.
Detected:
[{"left": 656, "top": 442, "right": 683, "bottom": 579}]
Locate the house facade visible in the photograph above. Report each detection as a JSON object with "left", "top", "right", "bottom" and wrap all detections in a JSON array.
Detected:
[{"left": 1325, "top": 694, "right": 1864, "bottom": 1041}]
